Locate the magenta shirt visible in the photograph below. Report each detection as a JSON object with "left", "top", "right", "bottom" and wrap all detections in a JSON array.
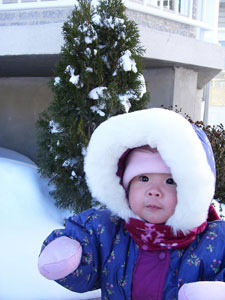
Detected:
[{"left": 132, "top": 248, "right": 170, "bottom": 300}]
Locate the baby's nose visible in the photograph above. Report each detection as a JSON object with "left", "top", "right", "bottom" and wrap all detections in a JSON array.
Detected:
[{"left": 147, "top": 188, "right": 162, "bottom": 198}]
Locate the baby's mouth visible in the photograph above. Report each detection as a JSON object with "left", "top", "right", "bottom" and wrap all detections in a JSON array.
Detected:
[{"left": 146, "top": 204, "right": 162, "bottom": 210}]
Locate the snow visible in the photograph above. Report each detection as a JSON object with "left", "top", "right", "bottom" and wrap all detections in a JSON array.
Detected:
[
  {"left": 86, "top": 67, "right": 93, "bottom": 72},
  {"left": 118, "top": 90, "right": 139, "bottom": 113},
  {"left": 49, "top": 120, "right": 63, "bottom": 134},
  {"left": 92, "top": 14, "right": 101, "bottom": 25},
  {"left": 119, "top": 50, "right": 137, "bottom": 73},
  {"left": 66, "top": 65, "right": 79, "bottom": 85},
  {"left": 102, "top": 55, "right": 110, "bottom": 68},
  {"left": 212, "top": 199, "right": 225, "bottom": 220},
  {"left": 90, "top": 105, "right": 105, "bottom": 117},
  {"left": 88, "top": 86, "right": 107, "bottom": 100},
  {"left": 70, "top": 74, "right": 80, "bottom": 85},
  {"left": 93, "top": 14, "right": 125, "bottom": 29},
  {"left": 98, "top": 44, "right": 105, "bottom": 49},
  {"left": 0, "top": 148, "right": 101, "bottom": 300},
  {"left": 112, "top": 69, "right": 117, "bottom": 76},
  {"left": 102, "top": 16, "right": 125, "bottom": 29},
  {"left": 74, "top": 37, "right": 80, "bottom": 45},
  {"left": 118, "top": 31, "right": 126, "bottom": 40},
  {"left": 62, "top": 159, "right": 71, "bottom": 167},
  {"left": 90, "top": 0, "right": 100, "bottom": 8},
  {"left": 78, "top": 24, "right": 97, "bottom": 45},
  {"left": 85, "top": 47, "right": 92, "bottom": 58},
  {"left": 71, "top": 170, "right": 77, "bottom": 179},
  {"left": 54, "top": 77, "right": 60, "bottom": 86},
  {"left": 85, "top": 36, "right": 96, "bottom": 44},
  {"left": 66, "top": 65, "right": 83, "bottom": 88},
  {"left": 62, "top": 158, "right": 78, "bottom": 168},
  {"left": 137, "top": 73, "right": 147, "bottom": 97},
  {"left": 118, "top": 94, "right": 132, "bottom": 113},
  {"left": 82, "top": 147, "right": 87, "bottom": 156}
]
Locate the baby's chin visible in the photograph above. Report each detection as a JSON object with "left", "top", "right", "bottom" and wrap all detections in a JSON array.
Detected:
[{"left": 141, "top": 217, "right": 166, "bottom": 225}]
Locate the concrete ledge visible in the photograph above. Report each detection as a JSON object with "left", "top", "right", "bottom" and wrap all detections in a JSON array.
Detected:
[
  {"left": 0, "top": 53, "right": 221, "bottom": 89},
  {"left": 0, "top": 15, "right": 224, "bottom": 88},
  {"left": 0, "top": 54, "right": 59, "bottom": 77},
  {"left": 139, "top": 26, "right": 225, "bottom": 71}
]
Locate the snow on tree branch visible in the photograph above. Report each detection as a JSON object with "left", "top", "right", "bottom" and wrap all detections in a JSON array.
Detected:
[
  {"left": 88, "top": 87, "right": 107, "bottom": 100},
  {"left": 119, "top": 50, "right": 137, "bottom": 72}
]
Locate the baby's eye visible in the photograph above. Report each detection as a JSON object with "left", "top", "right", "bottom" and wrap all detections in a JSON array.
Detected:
[
  {"left": 166, "top": 178, "right": 176, "bottom": 185},
  {"left": 139, "top": 175, "right": 149, "bottom": 182}
]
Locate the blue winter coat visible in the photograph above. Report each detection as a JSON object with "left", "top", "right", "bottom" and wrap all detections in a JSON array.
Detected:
[{"left": 41, "top": 208, "right": 225, "bottom": 300}]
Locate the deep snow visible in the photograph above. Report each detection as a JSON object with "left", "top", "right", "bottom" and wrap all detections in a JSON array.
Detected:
[{"left": 0, "top": 148, "right": 101, "bottom": 300}]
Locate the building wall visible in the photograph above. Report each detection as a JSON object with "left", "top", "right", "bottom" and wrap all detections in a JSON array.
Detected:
[
  {"left": 208, "top": 70, "right": 225, "bottom": 126},
  {"left": 208, "top": 106, "right": 225, "bottom": 125},
  {"left": 126, "top": 9, "right": 196, "bottom": 38},
  {"left": 0, "top": 6, "right": 72, "bottom": 26},
  {"left": 209, "top": 1, "right": 225, "bottom": 126},
  {"left": 209, "top": 71, "right": 225, "bottom": 106},
  {"left": 143, "top": 67, "right": 175, "bottom": 108},
  {"left": 0, "top": 1, "right": 223, "bottom": 159},
  {"left": 0, "top": 5, "right": 196, "bottom": 38},
  {"left": 219, "top": 1, "right": 225, "bottom": 27},
  {"left": 144, "top": 66, "right": 202, "bottom": 121},
  {"left": 0, "top": 78, "right": 53, "bottom": 161},
  {"left": 0, "top": 66, "right": 203, "bottom": 161},
  {"left": 173, "top": 67, "right": 202, "bottom": 121}
]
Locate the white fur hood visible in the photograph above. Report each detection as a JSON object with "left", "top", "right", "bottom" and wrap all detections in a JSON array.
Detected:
[{"left": 84, "top": 108, "right": 216, "bottom": 233}]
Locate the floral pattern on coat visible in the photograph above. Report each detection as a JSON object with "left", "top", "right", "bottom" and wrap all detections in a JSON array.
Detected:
[{"left": 40, "top": 208, "right": 225, "bottom": 299}]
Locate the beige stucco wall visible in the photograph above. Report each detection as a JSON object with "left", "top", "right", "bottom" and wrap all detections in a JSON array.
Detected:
[
  {"left": 0, "top": 77, "right": 53, "bottom": 161},
  {"left": 173, "top": 67, "right": 203, "bottom": 121},
  {"left": 126, "top": 8, "right": 195, "bottom": 39},
  {"left": 208, "top": 71, "right": 225, "bottom": 126},
  {"left": 209, "top": 71, "right": 225, "bottom": 106},
  {"left": 144, "top": 66, "right": 203, "bottom": 121},
  {"left": 143, "top": 67, "right": 175, "bottom": 109},
  {"left": 0, "top": 67, "right": 210, "bottom": 161}
]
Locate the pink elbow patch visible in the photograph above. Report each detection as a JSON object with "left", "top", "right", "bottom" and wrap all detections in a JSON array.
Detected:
[{"left": 38, "top": 236, "right": 82, "bottom": 280}]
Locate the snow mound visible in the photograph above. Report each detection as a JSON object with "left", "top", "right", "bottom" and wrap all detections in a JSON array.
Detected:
[{"left": 0, "top": 149, "right": 100, "bottom": 300}]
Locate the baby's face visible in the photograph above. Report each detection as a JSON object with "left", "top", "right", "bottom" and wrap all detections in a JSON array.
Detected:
[{"left": 128, "top": 173, "right": 177, "bottom": 224}]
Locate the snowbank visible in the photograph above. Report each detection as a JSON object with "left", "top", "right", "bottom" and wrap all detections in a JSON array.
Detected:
[{"left": 0, "top": 148, "right": 100, "bottom": 300}]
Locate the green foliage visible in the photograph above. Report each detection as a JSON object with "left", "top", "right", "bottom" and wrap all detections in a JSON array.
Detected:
[{"left": 36, "top": 0, "right": 150, "bottom": 213}]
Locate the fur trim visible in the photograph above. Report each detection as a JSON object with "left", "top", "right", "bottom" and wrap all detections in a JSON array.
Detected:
[{"left": 84, "top": 108, "right": 215, "bottom": 233}]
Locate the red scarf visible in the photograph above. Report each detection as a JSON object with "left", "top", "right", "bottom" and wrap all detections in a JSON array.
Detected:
[{"left": 125, "top": 205, "right": 220, "bottom": 250}]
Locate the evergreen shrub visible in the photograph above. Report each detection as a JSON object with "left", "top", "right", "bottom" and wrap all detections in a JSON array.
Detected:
[{"left": 36, "top": 0, "right": 150, "bottom": 213}]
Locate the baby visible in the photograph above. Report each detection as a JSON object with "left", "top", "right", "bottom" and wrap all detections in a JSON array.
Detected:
[
  {"left": 38, "top": 108, "right": 225, "bottom": 299},
  {"left": 123, "top": 146, "right": 177, "bottom": 227}
]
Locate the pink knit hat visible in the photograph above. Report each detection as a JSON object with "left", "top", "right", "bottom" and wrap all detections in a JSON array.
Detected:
[{"left": 122, "top": 146, "right": 171, "bottom": 189}]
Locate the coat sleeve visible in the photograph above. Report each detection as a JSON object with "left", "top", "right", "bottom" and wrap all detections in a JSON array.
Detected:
[
  {"left": 207, "top": 221, "right": 225, "bottom": 282},
  {"left": 39, "top": 209, "right": 101, "bottom": 292}
]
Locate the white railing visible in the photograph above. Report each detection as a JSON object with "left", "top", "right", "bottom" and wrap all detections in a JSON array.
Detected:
[
  {"left": 0, "top": 0, "right": 220, "bottom": 43},
  {"left": 126, "top": 0, "right": 216, "bottom": 29},
  {"left": 125, "top": 0, "right": 219, "bottom": 43},
  {"left": 0, "top": 0, "right": 77, "bottom": 9}
]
